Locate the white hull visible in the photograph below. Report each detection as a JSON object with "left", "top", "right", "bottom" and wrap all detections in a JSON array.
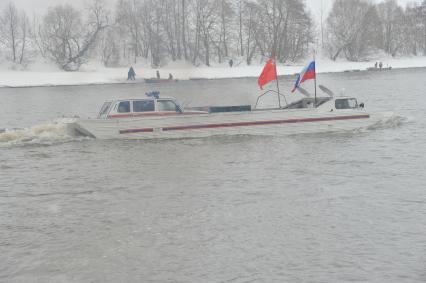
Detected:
[{"left": 71, "top": 108, "right": 389, "bottom": 140}]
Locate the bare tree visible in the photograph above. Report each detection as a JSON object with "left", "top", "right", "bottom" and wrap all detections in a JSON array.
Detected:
[
  {"left": 218, "top": 0, "right": 233, "bottom": 59},
  {"left": 0, "top": 3, "right": 31, "bottom": 65},
  {"left": 181, "top": 0, "right": 188, "bottom": 60},
  {"left": 246, "top": 0, "right": 312, "bottom": 63},
  {"left": 5, "top": 0, "right": 426, "bottom": 69},
  {"left": 243, "top": 1, "right": 257, "bottom": 65},
  {"left": 18, "top": 11, "right": 29, "bottom": 64},
  {"left": 106, "top": 0, "right": 313, "bottom": 67},
  {"left": 1, "top": 0, "right": 319, "bottom": 68},
  {"left": 402, "top": 4, "right": 424, "bottom": 55},
  {"left": 422, "top": 0, "right": 426, "bottom": 55},
  {"left": 39, "top": 1, "right": 108, "bottom": 71},
  {"left": 325, "top": 0, "right": 381, "bottom": 61},
  {"left": 377, "top": 0, "right": 405, "bottom": 56},
  {"left": 98, "top": 27, "right": 120, "bottom": 67},
  {"left": 115, "top": 0, "right": 142, "bottom": 63},
  {"left": 0, "top": 3, "right": 19, "bottom": 63},
  {"left": 189, "top": 0, "right": 219, "bottom": 66},
  {"left": 323, "top": 0, "right": 426, "bottom": 58},
  {"left": 160, "top": 0, "right": 183, "bottom": 61},
  {"left": 237, "top": 0, "right": 244, "bottom": 57}
]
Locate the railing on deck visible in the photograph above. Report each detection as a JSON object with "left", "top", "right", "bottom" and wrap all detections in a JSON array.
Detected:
[{"left": 254, "top": 90, "right": 288, "bottom": 110}]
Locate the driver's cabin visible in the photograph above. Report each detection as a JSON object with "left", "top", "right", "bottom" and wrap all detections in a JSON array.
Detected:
[{"left": 98, "top": 97, "right": 183, "bottom": 119}]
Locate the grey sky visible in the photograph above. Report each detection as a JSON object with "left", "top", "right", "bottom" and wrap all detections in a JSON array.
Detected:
[
  {"left": 1, "top": 0, "right": 423, "bottom": 17},
  {"left": 309, "top": 0, "right": 422, "bottom": 20}
]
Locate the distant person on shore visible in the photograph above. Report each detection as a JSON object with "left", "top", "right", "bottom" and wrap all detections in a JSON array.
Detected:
[
  {"left": 168, "top": 73, "right": 173, "bottom": 80},
  {"left": 156, "top": 70, "right": 160, "bottom": 79},
  {"left": 379, "top": 62, "right": 383, "bottom": 70},
  {"left": 229, "top": 59, "right": 234, "bottom": 68},
  {"left": 374, "top": 62, "right": 378, "bottom": 69},
  {"left": 127, "top": 67, "right": 136, "bottom": 80}
]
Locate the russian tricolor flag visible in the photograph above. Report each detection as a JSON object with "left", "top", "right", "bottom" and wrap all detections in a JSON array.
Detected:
[{"left": 292, "top": 61, "right": 316, "bottom": 93}]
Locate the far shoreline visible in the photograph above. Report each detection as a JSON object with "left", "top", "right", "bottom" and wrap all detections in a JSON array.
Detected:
[{"left": 1, "top": 60, "right": 425, "bottom": 89}]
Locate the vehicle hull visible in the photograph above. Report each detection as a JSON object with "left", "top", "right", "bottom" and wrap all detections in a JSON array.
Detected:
[{"left": 70, "top": 108, "right": 388, "bottom": 140}]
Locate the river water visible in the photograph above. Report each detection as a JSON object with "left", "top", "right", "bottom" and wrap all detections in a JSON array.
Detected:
[{"left": 0, "top": 68, "right": 425, "bottom": 282}]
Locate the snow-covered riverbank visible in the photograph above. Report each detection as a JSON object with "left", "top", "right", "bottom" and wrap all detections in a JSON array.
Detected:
[{"left": 1, "top": 56, "right": 425, "bottom": 88}]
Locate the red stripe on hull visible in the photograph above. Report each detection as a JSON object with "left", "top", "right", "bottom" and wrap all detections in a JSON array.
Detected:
[{"left": 119, "top": 115, "right": 370, "bottom": 135}]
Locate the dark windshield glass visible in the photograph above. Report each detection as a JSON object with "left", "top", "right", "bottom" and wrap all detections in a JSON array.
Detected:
[
  {"left": 157, "top": 100, "right": 179, "bottom": 112},
  {"left": 335, "top": 99, "right": 357, "bottom": 109},
  {"left": 133, "top": 100, "right": 154, "bottom": 112},
  {"left": 117, "top": 101, "right": 130, "bottom": 113}
]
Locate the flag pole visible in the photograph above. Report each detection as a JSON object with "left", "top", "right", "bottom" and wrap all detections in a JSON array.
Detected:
[
  {"left": 274, "top": 57, "right": 282, "bottom": 109},
  {"left": 313, "top": 51, "right": 317, "bottom": 108}
]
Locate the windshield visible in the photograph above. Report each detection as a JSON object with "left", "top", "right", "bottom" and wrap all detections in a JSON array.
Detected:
[
  {"left": 117, "top": 101, "right": 131, "bottom": 113},
  {"left": 157, "top": 100, "right": 180, "bottom": 112},
  {"left": 335, "top": 99, "right": 357, "bottom": 109},
  {"left": 133, "top": 100, "right": 155, "bottom": 112}
]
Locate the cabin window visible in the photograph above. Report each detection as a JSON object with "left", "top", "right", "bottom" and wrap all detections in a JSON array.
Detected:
[
  {"left": 335, "top": 99, "right": 357, "bottom": 110},
  {"left": 99, "top": 102, "right": 112, "bottom": 116},
  {"left": 117, "top": 101, "right": 130, "bottom": 113},
  {"left": 157, "top": 100, "right": 180, "bottom": 112},
  {"left": 133, "top": 100, "right": 154, "bottom": 112}
]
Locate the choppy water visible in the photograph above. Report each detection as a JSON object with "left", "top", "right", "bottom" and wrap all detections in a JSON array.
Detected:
[{"left": 1, "top": 68, "right": 426, "bottom": 282}]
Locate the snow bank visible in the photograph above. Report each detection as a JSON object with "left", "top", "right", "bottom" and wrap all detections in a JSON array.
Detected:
[{"left": 0, "top": 56, "right": 425, "bottom": 88}]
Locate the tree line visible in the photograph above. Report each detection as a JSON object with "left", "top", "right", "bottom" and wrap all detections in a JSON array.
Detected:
[
  {"left": 325, "top": 0, "right": 426, "bottom": 61},
  {"left": 0, "top": 0, "right": 425, "bottom": 71}
]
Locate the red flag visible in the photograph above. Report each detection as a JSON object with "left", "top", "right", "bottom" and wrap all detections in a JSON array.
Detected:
[{"left": 258, "top": 58, "right": 277, "bottom": 89}]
